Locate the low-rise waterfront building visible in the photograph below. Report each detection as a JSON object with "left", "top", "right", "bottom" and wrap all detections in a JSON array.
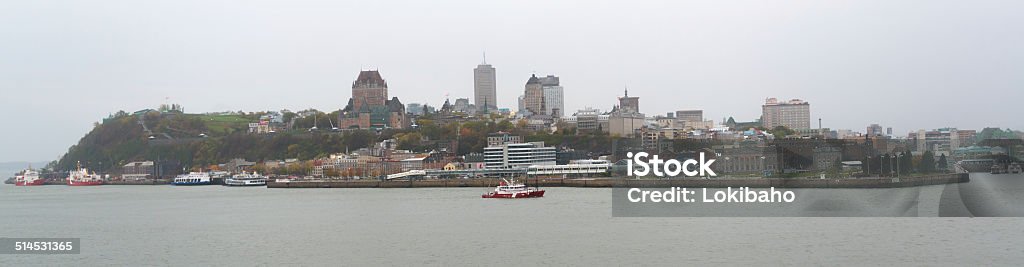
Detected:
[
  {"left": 484, "top": 141, "right": 556, "bottom": 169},
  {"left": 122, "top": 161, "right": 155, "bottom": 180},
  {"left": 713, "top": 143, "right": 780, "bottom": 175}
]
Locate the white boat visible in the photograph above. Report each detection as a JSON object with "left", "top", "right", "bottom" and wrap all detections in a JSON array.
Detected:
[
  {"left": 481, "top": 178, "right": 545, "bottom": 199},
  {"left": 173, "top": 172, "right": 212, "bottom": 186},
  {"left": 16, "top": 167, "right": 46, "bottom": 186},
  {"left": 224, "top": 172, "right": 267, "bottom": 186},
  {"left": 68, "top": 162, "right": 103, "bottom": 186},
  {"left": 1009, "top": 163, "right": 1022, "bottom": 174}
]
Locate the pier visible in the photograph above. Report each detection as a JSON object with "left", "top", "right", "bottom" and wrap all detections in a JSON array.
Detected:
[{"left": 268, "top": 173, "right": 968, "bottom": 189}]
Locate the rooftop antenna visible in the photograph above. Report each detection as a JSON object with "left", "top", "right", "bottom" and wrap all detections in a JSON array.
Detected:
[{"left": 482, "top": 51, "right": 487, "bottom": 64}]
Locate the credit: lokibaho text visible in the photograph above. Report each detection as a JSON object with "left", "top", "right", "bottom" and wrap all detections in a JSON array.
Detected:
[{"left": 626, "top": 187, "right": 796, "bottom": 203}]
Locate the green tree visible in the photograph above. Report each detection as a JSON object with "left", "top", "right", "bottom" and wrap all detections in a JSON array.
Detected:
[
  {"left": 936, "top": 154, "right": 948, "bottom": 171},
  {"left": 323, "top": 168, "right": 340, "bottom": 178},
  {"left": 395, "top": 132, "right": 423, "bottom": 150},
  {"left": 770, "top": 126, "right": 796, "bottom": 137},
  {"left": 899, "top": 150, "right": 913, "bottom": 174},
  {"left": 919, "top": 150, "right": 936, "bottom": 173}
]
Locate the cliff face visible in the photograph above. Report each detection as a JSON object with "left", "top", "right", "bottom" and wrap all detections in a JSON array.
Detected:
[{"left": 57, "top": 115, "right": 148, "bottom": 172}]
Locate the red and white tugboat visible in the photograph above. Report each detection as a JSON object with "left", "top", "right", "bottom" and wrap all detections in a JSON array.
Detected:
[
  {"left": 15, "top": 166, "right": 46, "bottom": 186},
  {"left": 482, "top": 178, "right": 545, "bottom": 198},
  {"left": 68, "top": 162, "right": 103, "bottom": 186}
]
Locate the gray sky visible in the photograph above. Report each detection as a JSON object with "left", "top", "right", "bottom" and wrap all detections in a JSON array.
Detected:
[{"left": 1, "top": 0, "right": 1022, "bottom": 162}]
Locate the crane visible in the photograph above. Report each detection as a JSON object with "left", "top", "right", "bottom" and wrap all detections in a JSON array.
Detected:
[
  {"left": 328, "top": 114, "right": 340, "bottom": 131},
  {"left": 309, "top": 114, "right": 319, "bottom": 132}
]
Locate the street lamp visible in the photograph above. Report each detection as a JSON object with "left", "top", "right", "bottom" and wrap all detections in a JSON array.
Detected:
[
  {"left": 723, "top": 156, "right": 730, "bottom": 179},
  {"left": 895, "top": 153, "right": 901, "bottom": 178},
  {"left": 760, "top": 156, "right": 767, "bottom": 178},
  {"left": 890, "top": 155, "right": 895, "bottom": 177}
]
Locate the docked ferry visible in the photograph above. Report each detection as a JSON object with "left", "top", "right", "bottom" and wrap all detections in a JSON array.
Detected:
[
  {"left": 224, "top": 172, "right": 267, "bottom": 186},
  {"left": 15, "top": 168, "right": 45, "bottom": 186},
  {"left": 482, "top": 178, "right": 545, "bottom": 199},
  {"left": 68, "top": 163, "right": 104, "bottom": 186},
  {"left": 991, "top": 164, "right": 1005, "bottom": 174},
  {"left": 172, "top": 172, "right": 212, "bottom": 186},
  {"left": 1009, "top": 163, "right": 1022, "bottom": 174}
]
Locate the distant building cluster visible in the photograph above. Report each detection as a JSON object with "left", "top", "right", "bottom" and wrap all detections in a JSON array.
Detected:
[{"left": 249, "top": 112, "right": 284, "bottom": 134}]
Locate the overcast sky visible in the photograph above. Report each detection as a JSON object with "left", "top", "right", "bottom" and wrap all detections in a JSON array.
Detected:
[{"left": 1, "top": 0, "right": 1022, "bottom": 162}]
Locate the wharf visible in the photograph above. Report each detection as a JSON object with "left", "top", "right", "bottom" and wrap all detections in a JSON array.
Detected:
[{"left": 268, "top": 173, "right": 968, "bottom": 189}]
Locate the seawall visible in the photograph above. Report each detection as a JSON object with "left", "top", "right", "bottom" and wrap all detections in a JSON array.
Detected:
[
  {"left": 33, "top": 179, "right": 173, "bottom": 185},
  {"left": 268, "top": 173, "right": 968, "bottom": 189}
]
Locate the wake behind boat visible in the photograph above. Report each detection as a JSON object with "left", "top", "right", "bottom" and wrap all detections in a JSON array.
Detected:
[
  {"left": 173, "top": 172, "right": 212, "bottom": 186},
  {"left": 482, "top": 178, "right": 545, "bottom": 199},
  {"left": 224, "top": 172, "right": 267, "bottom": 186}
]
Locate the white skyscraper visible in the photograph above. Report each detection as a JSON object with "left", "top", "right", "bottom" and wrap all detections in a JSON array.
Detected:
[{"left": 539, "top": 75, "right": 564, "bottom": 118}]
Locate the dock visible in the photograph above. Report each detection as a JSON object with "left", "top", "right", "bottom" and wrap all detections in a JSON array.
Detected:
[{"left": 268, "top": 173, "right": 968, "bottom": 189}]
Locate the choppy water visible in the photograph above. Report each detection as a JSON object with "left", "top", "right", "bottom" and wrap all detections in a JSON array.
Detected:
[{"left": 2, "top": 174, "right": 1023, "bottom": 266}]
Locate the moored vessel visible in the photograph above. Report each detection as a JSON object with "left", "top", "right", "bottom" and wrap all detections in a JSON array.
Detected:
[
  {"left": 224, "top": 172, "right": 267, "bottom": 186},
  {"left": 991, "top": 164, "right": 1005, "bottom": 174},
  {"left": 173, "top": 172, "right": 213, "bottom": 186},
  {"left": 482, "top": 178, "right": 545, "bottom": 199},
  {"left": 68, "top": 163, "right": 104, "bottom": 186},
  {"left": 15, "top": 167, "right": 46, "bottom": 186},
  {"left": 1009, "top": 163, "right": 1022, "bottom": 174}
]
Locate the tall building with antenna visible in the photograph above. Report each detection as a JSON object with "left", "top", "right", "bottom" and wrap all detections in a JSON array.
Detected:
[
  {"left": 473, "top": 53, "right": 497, "bottom": 113},
  {"left": 618, "top": 88, "right": 639, "bottom": 113}
]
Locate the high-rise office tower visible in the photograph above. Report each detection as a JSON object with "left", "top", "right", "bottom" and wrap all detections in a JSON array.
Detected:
[
  {"left": 523, "top": 74, "right": 545, "bottom": 115},
  {"left": 539, "top": 75, "right": 564, "bottom": 118},
  {"left": 473, "top": 58, "right": 497, "bottom": 113},
  {"left": 762, "top": 98, "right": 811, "bottom": 129}
]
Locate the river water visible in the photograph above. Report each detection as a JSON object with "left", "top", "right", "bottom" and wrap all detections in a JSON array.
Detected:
[{"left": 2, "top": 174, "right": 1023, "bottom": 266}]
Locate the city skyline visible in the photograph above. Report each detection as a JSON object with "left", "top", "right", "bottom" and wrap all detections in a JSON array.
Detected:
[{"left": 2, "top": 0, "right": 1023, "bottom": 162}]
